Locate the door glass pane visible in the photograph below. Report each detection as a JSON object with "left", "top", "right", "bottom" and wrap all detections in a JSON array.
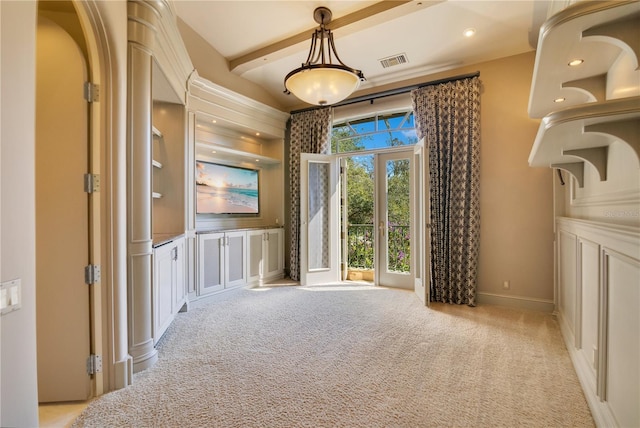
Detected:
[
  {"left": 308, "top": 162, "right": 330, "bottom": 270},
  {"left": 386, "top": 159, "right": 410, "bottom": 273},
  {"left": 346, "top": 155, "right": 375, "bottom": 280}
]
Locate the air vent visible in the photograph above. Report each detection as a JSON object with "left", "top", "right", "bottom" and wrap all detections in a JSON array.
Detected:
[{"left": 379, "top": 53, "right": 409, "bottom": 69}]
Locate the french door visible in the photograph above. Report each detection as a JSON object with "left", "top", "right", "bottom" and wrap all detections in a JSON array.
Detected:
[
  {"left": 300, "top": 147, "right": 429, "bottom": 305},
  {"left": 376, "top": 151, "right": 414, "bottom": 289},
  {"left": 299, "top": 153, "right": 341, "bottom": 285}
]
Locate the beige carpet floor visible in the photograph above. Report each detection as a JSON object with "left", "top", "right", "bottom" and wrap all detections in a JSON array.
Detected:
[{"left": 72, "top": 283, "right": 594, "bottom": 427}]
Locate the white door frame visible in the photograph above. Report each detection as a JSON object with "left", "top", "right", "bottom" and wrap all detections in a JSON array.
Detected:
[
  {"left": 73, "top": 0, "right": 129, "bottom": 394},
  {"left": 413, "top": 140, "right": 429, "bottom": 306}
]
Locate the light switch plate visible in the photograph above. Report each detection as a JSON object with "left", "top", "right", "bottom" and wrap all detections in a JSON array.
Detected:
[{"left": 1, "top": 278, "right": 22, "bottom": 315}]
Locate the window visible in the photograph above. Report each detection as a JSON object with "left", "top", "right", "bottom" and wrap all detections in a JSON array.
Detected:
[{"left": 331, "top": 110, "right": 417, "bottom": 154}]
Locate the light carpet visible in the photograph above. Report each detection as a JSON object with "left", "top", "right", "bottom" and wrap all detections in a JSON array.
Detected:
[{"left": 72, "top": 283, "right": 594, "bottom": 427}]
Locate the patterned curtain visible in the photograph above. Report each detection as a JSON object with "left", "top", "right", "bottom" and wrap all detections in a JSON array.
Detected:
[
  {"left": 411, "top": 76, "right": 481, "bottom": 306},
  {"left": 288, "top": 108, "right": 333, "bottom": 281}
]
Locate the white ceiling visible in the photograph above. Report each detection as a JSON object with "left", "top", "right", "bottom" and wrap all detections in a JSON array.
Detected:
[{"left": 174, "top": 0, "right": 551, "bottom": 110}]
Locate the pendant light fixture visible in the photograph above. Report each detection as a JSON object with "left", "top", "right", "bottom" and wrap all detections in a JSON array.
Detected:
[{"left": 284, "top": 7, "right": 365, "bottom": 106}]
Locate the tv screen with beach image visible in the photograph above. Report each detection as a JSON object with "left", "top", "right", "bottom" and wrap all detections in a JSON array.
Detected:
[{"left": 196, "top": 161, "right": 259, "bottom": 214}]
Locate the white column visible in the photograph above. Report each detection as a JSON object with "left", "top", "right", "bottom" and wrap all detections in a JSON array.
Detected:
[{"left": 126, "top": 31, "right": 156, "bottom": 372}]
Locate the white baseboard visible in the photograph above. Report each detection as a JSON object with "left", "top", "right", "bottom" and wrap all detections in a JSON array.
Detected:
[
  {"left": 113, "top": 355, "right": 133, "bottom": 390},
  {"left": 476, "top": 292, "right": 555, "bottom": 312}
]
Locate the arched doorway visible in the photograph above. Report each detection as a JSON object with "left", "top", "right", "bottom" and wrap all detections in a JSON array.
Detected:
[
  {"left": 35, "top": 8, "right": 92, "bottom": 403},
  {"left": 35, "top": 0, "right": 126, "bottom": 402}
]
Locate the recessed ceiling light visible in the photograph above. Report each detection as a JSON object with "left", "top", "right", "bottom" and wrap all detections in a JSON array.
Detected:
[
  {"left": 554, "top": 97, "right": 566, "bottom": 103},
  {"left": 568, "top": 59, "right": 584, "bottom": 67},
  {"left": 463, "top": 28, "right": 476, "bottom": 38},
  {"left": 255, "top": 159, "right": 260, "bottom": 162},
  {"left": 211, "top": 150, "right": 217, "bottom": 154},
  {"left": 256, "top": 132, "right": 260, "bottom": 136},
  {"left": 211, "top": 120, "right": 217, "bottom": 123}
]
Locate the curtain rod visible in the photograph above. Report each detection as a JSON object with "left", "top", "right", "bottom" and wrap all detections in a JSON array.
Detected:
[{"left": 289, "top": 71, "right": 480, "bottom": 115}]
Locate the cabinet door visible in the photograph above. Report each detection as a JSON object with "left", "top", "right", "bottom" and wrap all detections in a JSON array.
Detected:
[
  {"left": 225, "top": 231, "right": 247, "bottom": 288},
  {"left": 198, "top": 233, "right": 225, "bottom": 295},
  {"left": 153, "top": 243, "right": 174, "bottom": 343},
  {"left": 264, "top": 228, "right": 284, "bottom": 279},
  {"left": 173, "top": 237, "right": 186, "bottom": 312},
  {"left": 247, "top": 230, "right": 265, "bottom": 283}
]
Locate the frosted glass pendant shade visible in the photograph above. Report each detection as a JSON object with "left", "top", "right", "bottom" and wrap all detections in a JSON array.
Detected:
[
  {"left": 283, "top": 7, "right": 365, "bottom": 106},
  {"left": 285, "top": 66, "right": 362, "bottom": 106}
]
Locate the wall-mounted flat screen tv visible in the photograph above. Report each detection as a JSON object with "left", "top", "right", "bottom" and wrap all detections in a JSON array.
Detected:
[{"left": 196, "top": 160, "right": 259, "bottom": 215}]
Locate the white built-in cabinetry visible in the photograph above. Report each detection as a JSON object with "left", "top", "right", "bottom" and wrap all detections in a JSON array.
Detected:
[
  {"left": 152, "top": 236, "right": 186, "bottom": 344},
  {"left": 528, "top": 2, "right": 639, "bottom": 427},
  {"left": 247, "top": 228, "right": 284, "bottom": 283},
  {"left": 197, "top": 230, "right": 247, "bottom": 295},
  {"left": 151, "top": 98, "right": 188, "bottom": 344},
  {"left": 555, "top": 219, "right": 639, "bottom": 428},
  {"left": 198, "top": 228, "right": 284, "bottom": 295}
]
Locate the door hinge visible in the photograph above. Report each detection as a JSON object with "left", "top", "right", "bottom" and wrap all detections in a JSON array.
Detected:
[
  {"left": 86, "top": 354, "right": 103, "bottom": 375},
  {"left": 84, "top": 264, "right": 101, "bottom": 285},
  {"left": 84, "top": 173, "right": 100, "bottom": 193},
  {"left": 84, "top": 82, "right": 100, "bottom": 102}
]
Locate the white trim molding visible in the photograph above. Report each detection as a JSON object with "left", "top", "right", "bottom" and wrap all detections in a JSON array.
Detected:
[
  {"left": 188, "top": 72, "right": 289, "bottom": 140},
  {"left": 476, "top": 292, "right": 555, "bottom": 313}
]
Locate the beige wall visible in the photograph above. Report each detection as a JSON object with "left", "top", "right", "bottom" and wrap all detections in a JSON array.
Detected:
[
  {"left": 474, "top": 52, "right": 553, "bottom": 303},
  {"left": 177, "top": 18, "right": 284, "bottom": 111},
  {"left": 1, "top": 1, "right": 40, "bottom": 426},
  {"left": 1, "top": 0, "right": 129, "bottom": 422}
]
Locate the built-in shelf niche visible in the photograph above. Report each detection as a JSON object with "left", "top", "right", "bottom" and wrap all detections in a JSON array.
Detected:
[
  {"left": 194, "top": 114, "right": 282, "bottom": 169},
  {"left": 187, "top": 74, "right": 289, "bottom": 231},
  {"left": 152, "top": 125, "right": 164, "bottom": 199},
  {"left": 195, "top": 142, "right": 280, "bottom": 169},
  {"left": 152, "top": 100, "right": 186, "bottom": 238}
]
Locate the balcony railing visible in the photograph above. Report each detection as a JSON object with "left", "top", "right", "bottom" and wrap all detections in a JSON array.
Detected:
[{"left": 347, "top": 224, "right": 410, "bottom": 273}]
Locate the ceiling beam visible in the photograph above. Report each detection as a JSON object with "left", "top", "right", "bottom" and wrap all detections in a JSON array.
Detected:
[{"left": 229, "top": 1, "right": 420, "bottom": 75}]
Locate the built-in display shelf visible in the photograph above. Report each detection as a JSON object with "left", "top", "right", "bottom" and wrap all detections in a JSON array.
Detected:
[
  {"left": 528, "top": 1, "right": 640, "bottom": 118},
  {"left": 195, "top": 142, "right": 280, "bottom": 167},
  {"left": 529, "top": 97, "right": 640, "bottom": 187},
  {"left": 152, "top": 125, "right": 164, "bottom": 198}
]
